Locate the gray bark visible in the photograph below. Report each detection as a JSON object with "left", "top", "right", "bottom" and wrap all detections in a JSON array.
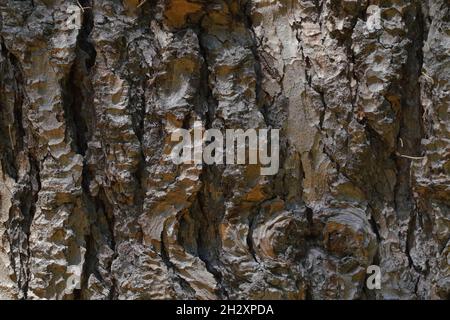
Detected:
[{"left": 0, "top": 0, "right": 449, "bottom": 299}]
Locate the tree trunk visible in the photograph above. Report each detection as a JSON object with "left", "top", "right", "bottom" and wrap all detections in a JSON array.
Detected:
[{"left": 0, "top": 0, "right": 448, "bottom": 300}]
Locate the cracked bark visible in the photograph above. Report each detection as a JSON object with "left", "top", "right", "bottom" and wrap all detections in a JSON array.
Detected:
[{"left": 0, "top": 0, "right": 449, "bottom": 300}]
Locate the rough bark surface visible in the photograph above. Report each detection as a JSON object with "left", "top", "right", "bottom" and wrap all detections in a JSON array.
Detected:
[{"left": 0, "top": 0, "right": 449, "bottom": 300}]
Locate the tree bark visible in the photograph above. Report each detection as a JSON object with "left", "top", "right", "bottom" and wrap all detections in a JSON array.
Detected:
[{"left": 0, "top": 0, "right": 448, "bottom": 299}]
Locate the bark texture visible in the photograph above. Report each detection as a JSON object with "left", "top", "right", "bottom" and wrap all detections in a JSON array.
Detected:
[{"left": 0, "top": 0, "right": 449, "bottom": 300}]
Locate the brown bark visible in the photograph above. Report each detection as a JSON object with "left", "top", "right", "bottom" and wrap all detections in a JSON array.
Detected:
[{"left": 0, "top": 0, "right": 449, "bottom": 299}]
